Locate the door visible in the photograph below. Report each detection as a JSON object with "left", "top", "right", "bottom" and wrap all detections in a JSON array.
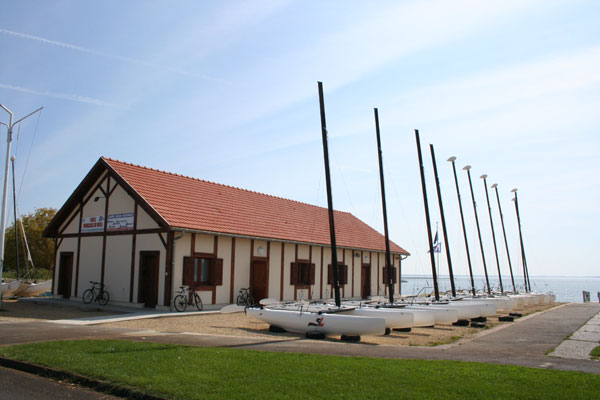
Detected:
[
  {"left": 57, "top": 252, "right": 73, "bottom": 299},
  {"left": 250, "top": 260, "right": 268, "bottom": 302},
  {"left": 138, "top": 251, "right": 159, "bottom": 308},
  {"left": 361, "top": 264, "right": 371, "bottom": 299}
]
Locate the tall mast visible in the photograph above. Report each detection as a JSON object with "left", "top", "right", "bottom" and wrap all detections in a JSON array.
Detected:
[
  {"left": 11, "top": 156, "right": 20, "bottom": 279},
  {"left": 373, "top": 108, "right": 394, "bottom": 304},
  {"left": 464, "top": 166, "right": 491, "bottom": 295},
  {"left": 448, "top": 157, "right": 476, "bottom": 296},
  {"left": 511, "top": 189, "right": 530, "bottom": 292},
  {"left": 415, "top": 130, "right": 439, "bottom": 301},
  {"left": 317, "top": 82, "right": 341, "bottom": 307},
  {"left": 492, "top": 183, "right": 516, "bottom": 292},
  {"left": 430, "top": 145, "right": 456, "bottom": 297},
  {"left": 481, "top": 175, "right": 503, "bottom": 293}
]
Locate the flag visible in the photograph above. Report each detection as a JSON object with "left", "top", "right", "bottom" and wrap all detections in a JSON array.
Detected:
[{"left": 428, "top": 231, "right": 441, "bottom": 253}]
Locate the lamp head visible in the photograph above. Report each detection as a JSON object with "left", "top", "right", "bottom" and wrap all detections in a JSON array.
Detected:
[
  {"left": 491, "top": 183, "right": 498, "bottom": 188},
  {"left": 480, "top": 174, "right": 488, "bottom": 179},
  {"left": 10, "top": 156, "right": 15, "bottom": 162},
  {"left": 463, "top": 165, "right": 471, "bottom": 171},
  {"left": 447, "top": 156, "right": 456, "bottom": 162}
]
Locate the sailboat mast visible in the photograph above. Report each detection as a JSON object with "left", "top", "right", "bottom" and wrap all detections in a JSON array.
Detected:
[
  {"left": 317, "top": 82, "right": 341, "bottom": 307},
  {"left": 481, "top": 175, "right": 504, "bottom": 293},
  {"left": 430, "top": 145, "right": 456, "bottom": 297},
  {"left": 511, "top": 189, "right": 530, "bottom": 292},
  {"left": 10, "top": 156, "right": 20, "bottom": 279},
  {"left": 415, "top": 130, "right": 440, "bottom": 301},
  {"left": 448, "top": 157, "right": 476, "bottom": 296},
  {"left": 492, "top": 183, "right": 516, "bottom": 292},
  {"left": 464, "top": 166, "right": 491, "bottom": 295},
  {"left": 373, "top": 108, "right": 394, "bottom": 304}
]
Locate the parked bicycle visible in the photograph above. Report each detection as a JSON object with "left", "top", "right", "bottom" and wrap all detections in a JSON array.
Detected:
[
  {"left": 82, "top": 281, "right": 109, "bottom": 306},
  {"left": 236, "top": 287, "right": 254, "bottom": 307},
  {"left": 173, "top": 285, "right": 203, "bottom": 312}
]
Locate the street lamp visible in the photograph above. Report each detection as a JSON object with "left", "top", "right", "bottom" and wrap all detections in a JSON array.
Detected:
[{"left": 0, "top": 104, "right": 43, "bottom": 306}]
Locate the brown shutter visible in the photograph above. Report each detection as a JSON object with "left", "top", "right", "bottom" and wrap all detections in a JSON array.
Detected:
[
  {"left": 212, "top": 258, "right": 223, "bottom": 286},
  {"left": 309, "top": 263, "right": 316, "bottom": 285},
  {"left": 392, "top": 266, "right": 397, "bottom": 284},
  {"left": 183, "top": 257, "right": 194, "bottom": 286},
  {"left": 340, "top": 264, "right": 348, "bottom": 285},
  {"left": 382, "top": 266, "right": 397, "bottom": 284},
  {"left": 290, "top": 262, "right": 298, "bottom": 285},
  {"left": 327, "top": 264, "right": 333, "bottom": 284}
]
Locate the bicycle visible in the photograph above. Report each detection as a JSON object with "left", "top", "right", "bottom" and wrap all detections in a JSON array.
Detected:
[
  {"left": 236, "top": 287, "right": 254, "bottom": 307},
  {"left": 173, "top": 285, "right": 203, "bottom": 312},
  {"left": 82, "top": 281, "right": 109, "bottom": 306}
]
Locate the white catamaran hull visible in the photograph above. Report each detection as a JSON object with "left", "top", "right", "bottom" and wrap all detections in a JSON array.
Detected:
[
  {"left": 1, "top": 279, "right": 22, "bottom": 297},
  {"left": 246, "top": 307, "right": 386, "bottom": 336}
]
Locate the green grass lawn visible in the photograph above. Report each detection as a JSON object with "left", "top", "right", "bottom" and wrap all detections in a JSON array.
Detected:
[
  {"left": 1, "top": 340, "right": 599, "bottom": 399},
  {"left": 591, "top": 345, "right": 600, "bottom": 360}
]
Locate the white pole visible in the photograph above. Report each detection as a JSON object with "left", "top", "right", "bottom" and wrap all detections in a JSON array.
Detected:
[{"left": 0, "top": 105, "right": 43, "bottom": 307}]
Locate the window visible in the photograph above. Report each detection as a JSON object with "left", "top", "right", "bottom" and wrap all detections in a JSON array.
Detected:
[
  {"left": 290, "top": 261, "right": 315, "bottom": 286},
  {"left": 183, "top": 256, "right": 223, "bottom": 287},
  {"left": 327, "top": 263, "right": 348, "bottom": 285}
]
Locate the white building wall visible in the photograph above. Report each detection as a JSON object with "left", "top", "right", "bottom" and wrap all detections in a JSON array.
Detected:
[
  {"left": 104, "top": 235, "right": 133, "bottom": 303},
  {"left": 268, "top": 241, "right": 282, "bottom": 301},
  {"left": 78, "top": 236, "right": 103, "bottom": 296},
  {"left": 215, "top": 236, "right": 232, "bottom": 304},
  {"left": 54, "top": 237, "right": 79, "bottom": 297},
  {"left": 134, "top": 233, "right": 166, "bottom": 305}
]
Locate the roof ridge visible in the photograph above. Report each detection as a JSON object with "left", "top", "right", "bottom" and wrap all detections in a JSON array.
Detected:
[{"left": 102, "top": 156, "right": 349, "bottom": 214}]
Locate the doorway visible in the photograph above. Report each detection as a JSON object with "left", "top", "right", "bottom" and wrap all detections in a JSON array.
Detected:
[
  {"left": 361, "top": 264, "right": 371, "bottom": 299},
  {"left": 138, "top": 251, "right": 159, "bottom": 308},
  {"left": 250, "top": 260, "right": 268, "bottom": 302},
  {"left": 57, "top": 252, "right": 73, "bottom": 299}
]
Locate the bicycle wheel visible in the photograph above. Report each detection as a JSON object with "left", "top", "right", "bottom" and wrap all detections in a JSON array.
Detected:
[
  {"left": 236, "top": 294, "right": 244, "bottom": 306},
  {"left": 98, "top": 290, "right": 109, "bottom": 306},
  {"left": 174, "top": 294, "right": 187, "bottom": 312},
  {"left": 246, "top": 295, "right": 255, "bottom": 307},
  {"left": 193, "top": 293, "right": 203, "bottom": 311},
  {"left": 82, "top": 289, "right": 94, "bottom": 304}
]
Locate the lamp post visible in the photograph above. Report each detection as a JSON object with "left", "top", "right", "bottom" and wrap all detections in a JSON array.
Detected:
[
  {"left": 491, "top": 183, "right": 516, "bottom": 292},
  {"left": 464, "top": 165, "right": 491, "bottom": 295},
  {"left": 448, "top": 157, "right": 476, "bottom": 296},
  {"left": 481, "top": 175, "right": 503, "bottom": 294},
  {"left": 511, "top": 188, "right": 530, "bottom": 292},
  {"left": 0, "top": 104, "right": 43, "bottom": 306}
]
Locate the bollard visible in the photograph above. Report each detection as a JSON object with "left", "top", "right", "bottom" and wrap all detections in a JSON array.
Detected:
[{"left": 582, "top": 291, "right": 590, "bottom": 303}]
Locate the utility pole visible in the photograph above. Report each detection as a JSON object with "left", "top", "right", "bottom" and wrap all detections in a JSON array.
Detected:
[{"left": 0, "top": 105, "right": 43, "bottom": 306}]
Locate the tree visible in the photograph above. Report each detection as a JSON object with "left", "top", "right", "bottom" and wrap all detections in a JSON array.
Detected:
[{"left": 3, "top": 207, "right": 57, "bottom": 279}]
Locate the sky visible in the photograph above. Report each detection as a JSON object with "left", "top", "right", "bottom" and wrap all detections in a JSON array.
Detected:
[{"left": 1, "top": 0, "right": 598, "bottom": 283}]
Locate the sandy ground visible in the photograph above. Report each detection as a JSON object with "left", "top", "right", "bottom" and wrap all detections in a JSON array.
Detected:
[
  {"left": 100, "top": 302, "right": 559, "bottom": 346},
  {"left": 0, "top": 299, "right": 121, "bottom": 322},
  {"left": 0, "top": 299, "right": 560, "bottom": 346}
]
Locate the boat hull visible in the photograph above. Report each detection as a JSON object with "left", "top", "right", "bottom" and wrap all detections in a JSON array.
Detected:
[{"left": 246, "top": 307, "right": 386, "bottom": 336}]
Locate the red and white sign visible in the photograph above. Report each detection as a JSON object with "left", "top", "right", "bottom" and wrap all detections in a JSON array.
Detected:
[{"left": 81, "top": 216, "right": 104, "bottom": 232}]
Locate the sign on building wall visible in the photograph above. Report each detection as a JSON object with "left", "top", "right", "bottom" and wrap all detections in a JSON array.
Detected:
[
  {"left": 81, "top": 216, "right": 105, "bottom": 232},
  {"left": 107, "top": 213, "right": 134, "bottom": 231}
]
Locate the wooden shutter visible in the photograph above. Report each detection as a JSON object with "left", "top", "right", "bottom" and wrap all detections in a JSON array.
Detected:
[
  {"left": 382, "top": 266, "right": 397, "bottom": 284},
  {"left": 340, "top": 264, "right": 348, "bottom": 285},
  {"left": 290, "top": 262, "right": 299, "bottom": 285},
  {"left": 327, "top": 264, "right": 333, "bottom": 284},
  {"left": 183, "top": 257, "right": 195, "bottom": 286},
  {"left": 309, "top": 263, "right": 316, "bottom": 285},
  {"left": 212, "top": 258, "right": 223, "bottom": 286}
]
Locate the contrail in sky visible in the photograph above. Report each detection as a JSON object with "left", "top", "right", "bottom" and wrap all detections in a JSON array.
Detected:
[
  {"left": 0, "top": 28, "right": 226, "bottom": 82},
  {"left": 0, "top": 83, "right": 125, "bottom": 108}
]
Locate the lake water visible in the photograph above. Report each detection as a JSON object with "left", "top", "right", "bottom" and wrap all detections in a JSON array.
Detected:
[{"left": 397, "top": 275, "right": 600, "bottom": 303}]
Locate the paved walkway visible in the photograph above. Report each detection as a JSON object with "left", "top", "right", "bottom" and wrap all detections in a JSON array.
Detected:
[
  {"left": 550, "top": 308, "right": 600, "bottom": 360},
  {"left": 1, "top": 302, "right": 599, "bottom": 375}
]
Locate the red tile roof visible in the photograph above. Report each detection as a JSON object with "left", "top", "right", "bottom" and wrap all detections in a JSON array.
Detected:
[{"left": 103, "top": 157, "right": 408, "bottom": 255}]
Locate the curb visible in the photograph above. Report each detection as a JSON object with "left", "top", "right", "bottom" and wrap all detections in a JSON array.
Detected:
[{"left": 0, "top": 357, "right": 168, "bottom": 400}]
